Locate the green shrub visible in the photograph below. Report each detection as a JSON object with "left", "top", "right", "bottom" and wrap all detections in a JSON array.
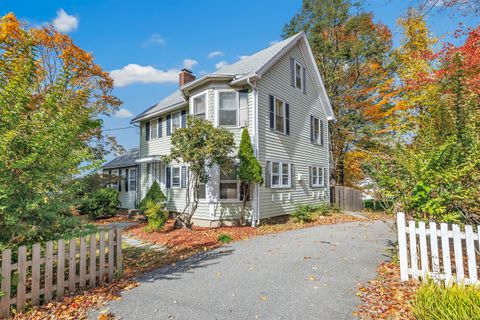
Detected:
[
  {"left": 315, "top": 203, "right": 334, "bottom": 216},
  {"left": 144, "top": 200, "right": 168, "bottom": 232},
  {"left": 413, "top": 280, "right": 480, "bottom": 320},
  {"left": 139, "top": 181, "right": 166, "bottom": 214},
  {"left": 79, "top": 188, "right": 120, "bottom": 220},
  {"left": 292, "top": 205, "right": 314, "bottom": 223},
  {"left": 217, "top": 233, "right": 233, "bottom": 244}
]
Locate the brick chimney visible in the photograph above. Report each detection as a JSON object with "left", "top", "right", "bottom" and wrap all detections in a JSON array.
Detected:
[{"left": 179, "top": 69, "right": 196, "bottom": 86}]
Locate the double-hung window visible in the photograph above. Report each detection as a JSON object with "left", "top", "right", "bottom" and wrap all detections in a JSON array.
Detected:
[
  {"left": 193, "top": 94, "right": 206, "bottom": 120},
  {"left": 271, "top": 161, "right": 291, "bottom": 188},
  {"left": 311, "top": 166, "right": 324, "bottom": 187},
  {"left": 218, "top": 91, "right": 238, "bottom": 127},
  {"left": 274, "top": 97, "right": 286, "bottom": 134},
  {"left": 150, "top": 119, "right": 158, "bottom": 139},
  {"left": 220, "top": 167, "right": 238, "bottom": 200},
  {"left": 129, "top": 168, "right": 137, "bottom": 191},
  {"left": 171, "top": 166, "right": 181, "bottom": 188},
  {"left": 197, "top": 183, "right": 206, "bottom": 200},
  {"left": 311, "top": 116, "right": 324, "bottom": 145},
  {"left": 171, "top": 112, "right": 181, "bottom": 131},
  {"left": 294, "top": 61, "right": 303, "bottom": 91}
]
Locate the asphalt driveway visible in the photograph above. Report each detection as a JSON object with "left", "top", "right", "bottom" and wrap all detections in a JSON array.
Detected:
[{"left": 90, "top": 220, "right": 394, "bottom": 320}]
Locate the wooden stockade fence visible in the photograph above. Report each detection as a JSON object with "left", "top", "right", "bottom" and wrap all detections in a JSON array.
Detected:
[
  {"left": 330, "top": 186, "right": 363, "bottom": 212},
  {"left": 397, "top": 212, "right": 480, "bottom": 285},
  {"left": 0, "top": 229, "right": 122, "bottom": 317}
]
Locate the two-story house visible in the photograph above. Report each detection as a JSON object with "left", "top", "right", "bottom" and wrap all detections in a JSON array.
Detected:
[{"left": 131, "top": 32, "right": 334, "bottom": 227}]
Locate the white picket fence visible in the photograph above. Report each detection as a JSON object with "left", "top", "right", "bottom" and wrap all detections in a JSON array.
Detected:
[{"left": 397, "top": 212, "right": 480, "bottom": 285}]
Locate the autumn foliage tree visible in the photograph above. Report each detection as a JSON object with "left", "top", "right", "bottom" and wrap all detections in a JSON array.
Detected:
[
  {"left": 0, "top": 13, "right": 121, "bottom": 247},
  {"left": 283, "top": 0, "right": 394, "bottom": 186},
  {"left": 365, "top": 11, "right": 480, "bottom": 223}
]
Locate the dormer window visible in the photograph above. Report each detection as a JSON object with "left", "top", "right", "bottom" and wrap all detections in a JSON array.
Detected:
[{"left": 294, "top": 60, "right": 303, "bottom": 91}]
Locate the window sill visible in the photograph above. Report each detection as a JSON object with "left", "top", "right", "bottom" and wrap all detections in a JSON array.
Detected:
[
  {"left": 270, "top": 186, "right": 292, "bottom": 189},
  {"left": 270, "top": 128, "right": 288, "bottom": 136},
  {"left": 218, "top": 199, "right": 242, "bottom": 203}
]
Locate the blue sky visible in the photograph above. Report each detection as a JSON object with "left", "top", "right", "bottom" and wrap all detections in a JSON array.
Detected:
[{"left": 3, "top": 0, "right": 478, "bottom": 159}]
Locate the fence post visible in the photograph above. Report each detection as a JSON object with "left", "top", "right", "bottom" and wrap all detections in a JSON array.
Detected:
[
  {"left": 452, "top": 224, "right": 464, "bottom": 283},
  {"left": 429, "top": 222, "right": 440, "bottom": 278},
  {"left": 16, "top": 246, "right": 27, "bottom": 312},
  {"left": 465, "top": 225, "right": 477, "bottom": 284},
  {"left": 99, "top": 231, "right": 105, "bottom": 284},
  {"left": 116, "top": 228, "right": 123, "bottom": 275},
  {"left": 57, "top": 239, "right": 65, "bottom": 300},
  {"left": 89, "top": 233, "right": 97, "bottom": 288},
  {"left": 79, "top": 237, "right": 87, "bottom": 288},
  {"left": 418, "top": 221, "right": 429, "bottom": 280},
  {"left": 440, "top": 223, "right": 452, "bottom": 286},
  {"left": 0, "top": 249, "right": 11, "bottom": 318},
  {"left": 31, "top": 243, "right": 41, "bottom": 305},
  {"left": 397, "top": 212, "right": 409, "bottom": 281},
  {"left": 108, "top": 229, "right": 115, "bottom": 281},
  {"left": 44, "top": 241, "right": 54, "bottom": 302}
]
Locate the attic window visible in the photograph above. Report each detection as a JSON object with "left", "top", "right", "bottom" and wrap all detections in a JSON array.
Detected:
[{"left": 294, "top": 61, "right": 303, "bottom": 91}]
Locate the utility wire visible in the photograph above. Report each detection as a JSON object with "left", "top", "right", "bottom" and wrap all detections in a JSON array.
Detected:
[{"left": 103, "top": 126, "right": 137, "bottom": 132}]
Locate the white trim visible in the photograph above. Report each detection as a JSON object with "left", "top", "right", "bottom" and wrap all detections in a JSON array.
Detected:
[
  {"left": 311, "top": 116, "right": 321, "bottom": 145},
  {"left": 273, "top": 96, "right": 287, "bottom": 135},
  {"left": 300, "top": 33, "right": 335, "bottom": 120},
  {"left": 216, "top": 89, "right": 240, "bottom": 128},
  {"left": 311, "top": 166, "right": 325, "bottom": 187},
  {"left": 219, "top": 167, "right": 240, "bottom": 201},
  {"left": 149, "top": 118, "right": 158, "bottom": 140},
  {"left": 294, "top": 60, "right": 303, "bottom": 91},
  {"left": 131, "top": 102, "right": 187, "bottom": 123},
  {"left": 135, "top": 155, "right": 162, "bottom": 163},
  {"left": 170, "top": 165, "right": 181, "bottom": 188},
  {"left": 269, "top": 160, "right": 292, "bottom": 188},
  {"left": 190, "top": 90, "right": 209, "bottom": 121}
]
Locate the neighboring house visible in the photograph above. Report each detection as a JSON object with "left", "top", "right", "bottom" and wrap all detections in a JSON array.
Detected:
[
  {"left": 102, "top": 148, "right": 139, "bottom": 210},
  {"left": 131, "top": 31, "right": 335, "bottom": 226}
]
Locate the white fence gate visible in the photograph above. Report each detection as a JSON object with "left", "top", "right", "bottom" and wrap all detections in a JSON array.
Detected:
[{"left": 397, "top": 212, "right": 480, "bottom": 285}]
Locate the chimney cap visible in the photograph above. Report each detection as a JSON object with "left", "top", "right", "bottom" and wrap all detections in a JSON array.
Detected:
[{"left": 181, "top": 68, "right": 192, "bottom": 74}]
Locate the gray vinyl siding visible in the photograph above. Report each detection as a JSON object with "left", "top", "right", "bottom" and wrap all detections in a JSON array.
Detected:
[
  {"left": 256, "top": 44, "right": 330, "bottom": 219},
  {"left": 137, "top": 86, "right": 254, "bottom": 221}
]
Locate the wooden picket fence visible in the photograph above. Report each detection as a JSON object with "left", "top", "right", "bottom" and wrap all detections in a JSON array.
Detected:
[
  {"left": 0, "top": 229, "right": 122, "bottom": 317},
  {"left": 397, "top": 212, "right": 480, "bottom": 285}
]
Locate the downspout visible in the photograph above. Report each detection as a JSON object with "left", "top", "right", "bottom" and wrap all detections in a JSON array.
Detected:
[{"left": 247, "top": 76, "right": 260, "bottom": 227}]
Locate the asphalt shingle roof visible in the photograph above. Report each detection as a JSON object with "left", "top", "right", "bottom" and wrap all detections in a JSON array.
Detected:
[
  {"left": 131, "top": 90, "right": 186, "bottom": 122},
  {"left": 213, "top": 33, "right": 300, "bottom": 76},
  {"left": 102, "top": 147, "right": 139, "bottom": 169},
  {"left": 131, "top": 33, "right": 302, "bottom": 122}
]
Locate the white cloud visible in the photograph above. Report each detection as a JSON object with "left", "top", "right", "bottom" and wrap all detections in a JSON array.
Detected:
[
  {"left": 182, "top": 59, "right": 198, "bottom": 69},
  {"left": 142, "top": 34, "right": 166, "bottom": 47},
  {"left": 110, "top": 64, "right": 178, "bottom": 87},
  {"left": 208, "top": 51, "right": 224, "bottom": 58},
  {"left": 114, "top": 108, "right": 134, "bottom": 118},
  {"left": 269, "top": 40, "right": 279, "bottom": 46},
  {"left": 238, "top": 55, "right": 249, "bottom": 60},
  {"left": 52, "top": 9, "right": 78, "bottom": 33},
  {"left": 215, "top": 60, "right": 228, "bottom": 70}
]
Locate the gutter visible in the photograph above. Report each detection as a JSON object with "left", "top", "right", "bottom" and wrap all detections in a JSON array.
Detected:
[{"left": 247, "top": 76, "right": 260, "bottom": 227}]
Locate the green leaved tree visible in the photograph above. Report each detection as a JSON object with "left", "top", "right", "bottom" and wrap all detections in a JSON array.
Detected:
[
  {"left": 237, "top": 129, "right": 263, "bottom": 225},
  {"left": 164, "top": 116, "right": 235, "bottom": 229},
  {"left": 0, "top": 14, "right": 121, "bottom": 247}
]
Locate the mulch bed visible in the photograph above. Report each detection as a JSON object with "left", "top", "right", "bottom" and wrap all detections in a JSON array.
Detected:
[{"left": 355, "top": 262, "right": 419, "bottom": 320}]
